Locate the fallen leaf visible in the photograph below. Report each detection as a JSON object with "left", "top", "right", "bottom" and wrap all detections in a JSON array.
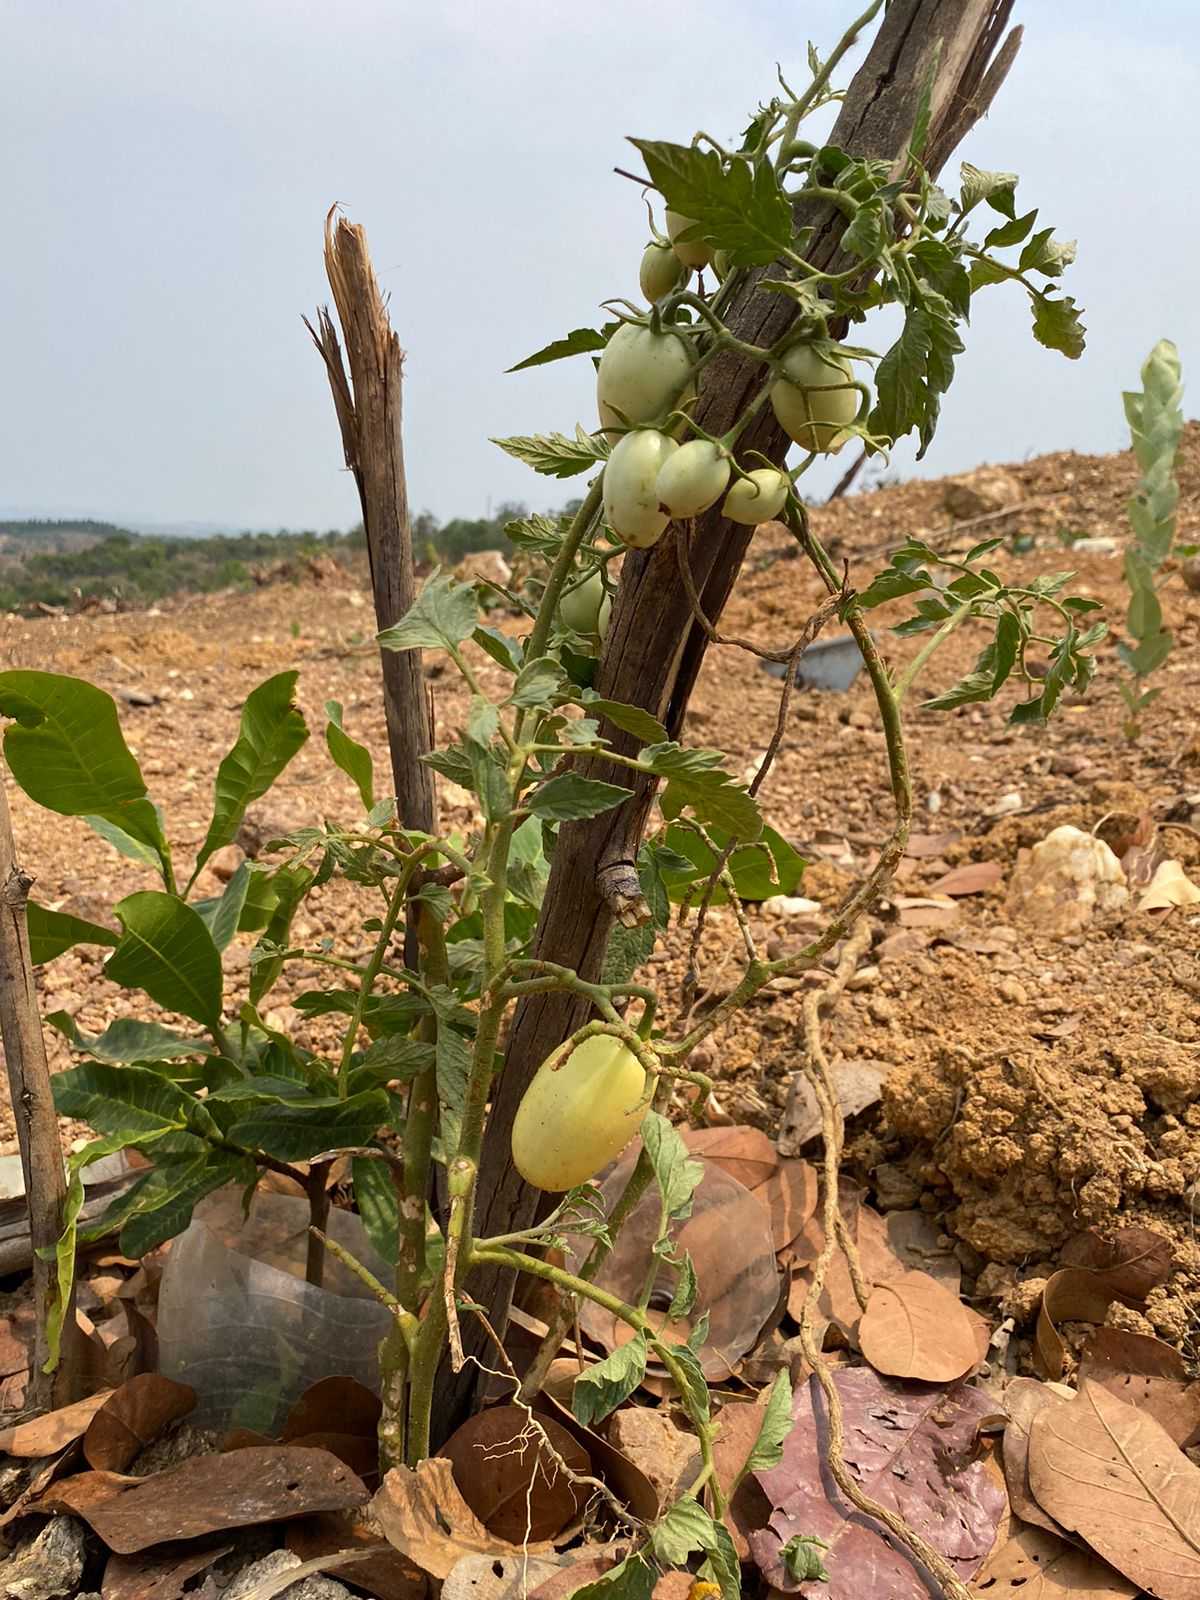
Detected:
[
  {"left": 441, "top": 1553, "right": 565, "bottom": 1600},
  {"left": 884, "top": 1211, "right": 962, "bottom": 1292},
  {"left": 1078, "top": 1329, "right": 1200, "bottom": 1448},
  {"left": 100, "top": 1539, "right": 234, "bottom": 1600},
  {"left": 894, "top": 896, "right": 959, "bottom": 928},
  {"left": 712, "top": 1399, "right": 784, "bottom": 1561},
  {"left": 30, "top": 1467, "right": 137, "bottom": 1519},
  {"left": 1000, "top": 1378, "right": 1070, "bottom": 1536},
  {"left": 756, "top": 1160, "right": 819, "bottom": 1253},
  {"left": 928, "top": 862, "right": 1004, "bottom": 896},
  {"left": 971, "top": 1522, "right": 1137, "bottom": 1599},
  {"left": 231, "top": 1547, "right": 394, "bottom": 1600},
  {"left": 778, "top": 1062, "right": 887, "bottom": 1154},
  {"left": 1138, "top": 858, "right": 1200, "bottom": 911},
  {"left": 441, "top": 1404, "right": 590, "bottom": 1544},
  {"left": 84, "top": 1373, "right": 196, "bottom": 1471},
  {"left": 858, "top": 1270, "right": 982, "bottom": 1382},
  {"left": 77, "top": 1445, "right": 367, "bottom": 1554},
  {"left": 751, "top": 1369, "right": 1006, "bottom": 1597},
  {"left": 681, "top": 1124, "right": 779, "bottom": 1188},
  {"left": 1034, "top": 1269, "right": 1122, "bottom": 1379},
  {"left": 534, "top": 1391, "right": 659, "bottom": 1525},
  {"left": 904, "top": 830, "right": 963, "bottom": 858},
  {"left": 1060, "top": 1225, "right": 1174, "bottom": 1299},
  {"left": 788, "top": 1195, "right": 912, "bottom": 1344},
  {"left": 1027, "top": 1380, "right": 1200, "bottom": 1600},
  {"left": 287, "top": 1511, "right": 429, "bottom": 1600},
  {"left": 0, "top": 1389, "right": 112, "bottom": 1457},
  {"left": 373, "top": 1459, "right": 553, "bottom": 1582},
  {"left": 284, "top": 1431, "right": 380, "bottom": 1483},
  {"left": 526, "top": 1550, "right": 626, "bottom": 1599},
  {"left": 281, "top": 1376, "right": 382, "bottom": 1442}
]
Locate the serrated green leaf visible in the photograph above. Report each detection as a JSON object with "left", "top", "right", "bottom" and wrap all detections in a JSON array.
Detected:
[
  {"left": 641, "top": 1110, "right": 703, "bottom": 1225},
  {"left": 509, "top": 656, "right": 566, "bottom": 710},
  {"left": 527, "top": 773, "right": 632, "bottom": 822},
  {"left": 969, "top": 255, "right": 1016, "bottom": 292},
  {"left": 743, "top": 1370, "right": 796, "bottom": 1477},
  {"left": 572, "top": 1331, "right": 649, "bottom": 1427},
  {"left": 507, "top": 326, "right": 608, "bottom": 373},
  {"left": 984, "top": 207, "right": 1038, "bottom": 249},
  {"left": 26, "top": 903, "right": 119, "bottom": 965},
  {"left": 491, "top": 427, "right": 610, "bottom": 480},
  {"left": 959, "top": 162, "right": 1017, "bottom": 216},
  {"left": 630, "top": 138, "right": 793, "bottom": 265},
  {"left": 568, "top": 1554, "right": 657, "bottom": 1600},
  {"left": 857, "top": 564, "right": 934, "bottom": 609},
  {"left": 474, "top": 624, "right": 524, "bottom": 673},
  {"left": 667, "top": 1252, "right": 698, "bottom": 1321},
  {"left": 324, "top": 701, "right": 375, "bottom": 812},
  {"left": 1029, "top": 291, "right": 1086, "bottom": 359},
  {"left": 869, "top": 301, "right": 964, "bottom": 456},
  {"left": 194, "top": 672, "right": 308, "bottom": 879},
  {"left": 0, "top": 671, "right": 168, "bottom": 867},
  {"left": 639, "top": 744, "right": 761, "bottom": 840},
  {"left": 581, "top": 696, "right": 669, "bottom": 746},
  {"left": 652, "top": 1497, "right": 717, "bottom": 1567},
  {"left": 909, "top": 238, "right": 971, "bottom": 320},
  {"left": 104, "top": 891, "right": 223, "bottom": 1029},
  {"left": 466, "top": 697, "right": 500, "bottom": 748},
  {"left": 992, "top": 610, "right": 1022, "bottom": 693},
  {"left": 1019, "top": 227, "right": 1077, "bottom": 278},
  {"left": 377, "top": 571, "right": 479, "bottom": 652}
]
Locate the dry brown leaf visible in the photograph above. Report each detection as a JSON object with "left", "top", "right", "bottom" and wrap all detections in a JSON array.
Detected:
[
  {"left": 1027, "top": 1380, "right": 1200, "bottom": 1600},
  {"left": 1000, "top": 1378, "right": 1070, "bottom": 1536},
  {"left": 756, "top": 1160, "right": 819, "bottom": 1253},
  {"left": 1079, "top": 1329, "right": 1200, "bottom": 1448},
  {"left": 681, "top": 1124, "right": 778, "bottom": 1188},
  {"left": 373, "top": 1459, "right": 553, "bottom": 1582},
  {"left": 281, "top": 1375, "right": 382, "bottom": 1443},
  {"left": 1060, "top": 1226, "right": 1174, "bottom": 1299},
  {"left": 83, "top": 1373, "right": 196, "bottom": 1471},
  {"left": 858, "top": 1269, "right": 981, "bottom": 1382},
  {"left": 1138, "top": 858, "right": 1200, "bottom": 911},
  {"left": 971, "top": 1522, "right": 1137, "bottom": 1599},
  {"left": 1034, "top": 1268, "right": 1120, "bottom": 1378},
  {"left": 904, "top": 830, "right": 963, "bottom": 858},
  {"left": 778, "top": 1061, "right": 887, "bottom": 1153},
  {"left": 441, "top": 1553, "right": 565, "bottom": 1600},
  {"left": 534, "top": 1390, "right": 659, "bottom": 1525},
  {"left": 441, "top": 1404, "right": 590, "bottom": 1544},
  {"left": 884, "top": 1211, "right": 962, "bottom": 1292},
  {"left": 287, "top": 1511, "right": 429, "bottom": 1600},
  {"left": 100, "top": 1539, "right": 235, "bottom": 1600},
  {"left": 0, "top": 1388, "right": 112, "bottom": 1457},
  {"left": 928, "top": 862, "right": 1005, "bottom": 896}
]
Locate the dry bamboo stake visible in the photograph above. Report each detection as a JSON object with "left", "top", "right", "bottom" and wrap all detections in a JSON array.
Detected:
[{"left": 0, "top": 778, "right": 80, "bottom": 1406}]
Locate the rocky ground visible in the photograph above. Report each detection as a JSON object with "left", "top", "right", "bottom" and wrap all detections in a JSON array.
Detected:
[{"left": 2, "top": 427, "right": 1199, "bottom": 1357}]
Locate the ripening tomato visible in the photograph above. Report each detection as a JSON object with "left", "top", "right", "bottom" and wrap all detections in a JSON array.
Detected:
[
  {"left": 722, "top": 467, "right": 789, "bottom": 525},
  {"left": 639, "top": 241, "right": 685, "bottom": 303},
  {"left": 596, "top": 323, "right": 695, "bottom": 436},
  {"left": 770, "top": 344, "right": 859, "bottom": 453},
  {"left": 666, "top": 209, "right": 711, "bottom": 269},
  {"left": 655, "top": 439, "right": 731, "bottom": 518},
  {"left": 511, "top": 1034, "right": 648, "bottom": 1192},
  {"left": 603, "top": 429, "right": 678, "bottom": 548}
]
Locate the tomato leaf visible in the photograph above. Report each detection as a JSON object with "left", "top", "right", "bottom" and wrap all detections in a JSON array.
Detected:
[
  {"left": 959, "top": 162, "right": 1018, "bottom": 216},
  {"left": 507, "top": 326, "right": 608, "bottom": 373},
  {"left": 527, "top": 773, "right": 632, "bottom": 822},
  {"left": 324, "top": 701, "right": 375, "bottom": 812},
  {"left": 630, "top": 138, "right": 794, "bottom": 265},
  {"left": 491, "top": 427, "right": 610, "bottom": 480},
  {"left": 1029, "top": 290, "right": 1087, "bottom": 359},
  {"left": 572, "top": 1332, "right": 649, "bottom": 1428},
  {"left": 377, "top": 570, "right": 480, "bottom": 652}
]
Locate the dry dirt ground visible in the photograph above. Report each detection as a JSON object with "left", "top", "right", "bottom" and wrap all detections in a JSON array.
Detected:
[{"left": 2, "top": 430, "right": 1198, "bottom": 1357}]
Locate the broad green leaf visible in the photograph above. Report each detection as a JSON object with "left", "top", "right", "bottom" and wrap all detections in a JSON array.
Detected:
[
  {"left": 568, "top": 1554, "right": 656, "bottom": 1600},
  {"left": 83, "top": 814, "right": 163, "bottom": 871},
  {"left": 581, "top": 696, "right": 669, "bottom": 746},
  {"left": 857, "top": 563, "right": 934, "bottom": 609},
  {"left": 377, "top": 571, "right": 479, "bottom": 652},
  {"left": 120, "top": 1149, "right": 255, "bottom": 1257},
  {"left": 225, "top": 1088, "right": 390, "bottom": 1161},
  {"left": 983, "top": 207, "right": 1037, "bottom": 249},
  {"left": 641, "top": 1110, "right": 703, "bottom": 1225},
  {"left": 46, "top": 1012, "right": 214, "bottom": 1065},
  {"left": 474, "top": 624, "right": 524, "bottom": 673},
  {"left": 639, "top": 744, "right": 761, "bottom": 840},
  {"left": 194, "top": 672, "right": 308, "bottom": 877},
  {"left": 249, "top": 863, "right": 314, "bottom": 1005},
  {"left": 651, "top": 1497, "right": 718, "bottom": 1567},
  {"left": 507, "top": 326, "right": 608, "bottom": 373},
  {"left": 106, "top": 891, "right": 224, "bottom": 1029},
  {"left": 51, "top": 1060, "right": 196, "bottom": 1138},
  {"left": 743, "top": 1370, "right": 796, "bottom": 1477},
  {"left": 968, "top": 255, "right": 1016, "bottom": 292},
  {"left": 194, "top": 860, "right": 252, "bottom": 952},
  {"left": 659, "top": 822, "right": 805, "bottom": 906},
  {"left": 324, "top": 701, "right": 375, "bottom": 812},
  {"left": 992, "top": 610, "right": 1023, "bottom": 693},
  {"left": 1019, "top": 227, "right": 1077, "bottom": 278},
  {"left": 491, "top": 427, "right": 610, "bottom": 480},
  {"left": 630, "top": 138, "right": 793, "bottom": 265},
  {"left": 503, "top": 512, "right": 576, "bottom": 556},
  {"left": 353, "top": 1156, "right": 399, "bottom": 1261},
  {"left": 466, "top": 698, "right": 500, "bottom": 748},
  {"left": 347, "top": 1034, "right": 436, "bottom": 1094},
  {"left": 508, "top": 657, "right": 566, "bottom": 711},
  {"left": 429, "top": 988, "right": 472, "bottom": 1155},
  {"left": 1029, "top": 290, "right": 1086, "bottom": 359},
  {"left": 527, "top": 773, "right": 632, "bottom": 822},
  {"left": 572, "top": 1331, "right": 649, "bottom": 1427},
  {"left": 0, "top": 671, "right": 167, "bottom": 864},
  {"left": 959, "top": 162, "right": 1017, "bottom": 216},
  {"left": 26, "top": 903, "right": 118, "bottom": 965}
]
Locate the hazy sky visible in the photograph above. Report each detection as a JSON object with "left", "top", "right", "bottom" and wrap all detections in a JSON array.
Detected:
[{"left": 3, "top": 2, "right": 1196, "bottom": 532}]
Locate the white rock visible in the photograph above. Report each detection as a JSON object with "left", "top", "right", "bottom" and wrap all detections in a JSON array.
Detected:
[
  {"left": 1007, "top": 824, "right": 1129, "bottom": 939},
  {"left": 765, "top": 895, "right": 823, "bottom": 916}
]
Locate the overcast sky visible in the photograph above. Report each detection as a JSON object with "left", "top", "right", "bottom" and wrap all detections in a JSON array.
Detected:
[{"left": 3, "top": 2, "right": 1196, "bottom": 533}]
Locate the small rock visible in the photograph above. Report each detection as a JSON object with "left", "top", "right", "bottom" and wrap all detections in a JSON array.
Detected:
[
  {"left": 976, "top": 1262, "right": 1018, "bottom": 1299},
  {"left": 1182, "top": 555, "right": 1200, "bottom": 594},
  {"left": 942, "top": 466, "right": 1022, "bottom": 520},
  {"left": 223, "top": 1550, "right": 353, "bottom": 1600},
  {"left": 207, "top": 843, "right": 245, "bottom": 883},
  {"left": 872, "top": 1162, "right": 923, "bottom": 1211},
  {"left": 1071, "top": 536, "right": 1118, "bottom": 555},
  {"left": 986, "top": 791, "right": 1024, "bottom": 819},
  {"left": 1007, "top": 824, "right": 1129, "bottom": 939},
  {"left": 925, "top": 791, "right": 943, "bottom": 814},
  {"left": 608, "top": 1406, "right": 702, "bottom": 1510},
  {"left": 764, "top": 895, "right": 823, "bottom": 917},
  {"left": 0, "top": 1516, "right": 87, "bottom": 1600},
  {"left": 867, "top": 996, "right": 895, "bottom": 1024},
  {"left": 1000, "top": 1277, "right": 1048, "bottom": 1327},
  {"left": 1050, "top": 752, "right": 1093, "bottom": 777},
  {"left": 997, "top": 977, "right": 1028, "bottom": 1004},
  {"left": 847, "top": 963, "right": 879, "bottom": 991}
]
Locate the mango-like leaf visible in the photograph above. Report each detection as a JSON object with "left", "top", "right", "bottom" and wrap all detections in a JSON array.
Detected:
[
  {"left": 225, "top": 1089, "right": 390, "bottom": 1162},
  {"left": 573, "top": 1332, "right": 649, "bottom": 1428},
  {"left": 377, "top": 571, "right": 479, "bottom": 652},
  {"left": 193, "top": 860, "right": 254, "bottom": 953},
  {"left": 0, "top": 671, "right": 167, "bottom": 866},
  {"left": 51, "top": 1059, "right": 197, "bottom": 1138},
  {"left": 106, "top": 891, "right": 224, "bottom": 1029},
  {"left": 324, "top": 700, "right": 376, "bottom": 812},
  {"left": 248, "top": 863, "right": 313, "bottom": 1005},
  {"left": 353, "top": 1155, "right": 399, "bottom": 1261},
  {"left": 46, "top": 1012, "right": 215, "bottom": 1065},
  {"left": 26, "top": 903, "right": 119, "bottom": 965},
  {"left": 120, "top": 1149, "right": 255, "bottom": 1257},
  {"left": 193, "top": 672, "right": 308, "bottom": 879},
  {"left": 83, "top": 813, "right": 163, "bottom": 871}
]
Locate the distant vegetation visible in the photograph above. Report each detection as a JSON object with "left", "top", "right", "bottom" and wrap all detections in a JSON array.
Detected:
[{"left": 0, "top": 505, "right": 565, "bottom": 614}]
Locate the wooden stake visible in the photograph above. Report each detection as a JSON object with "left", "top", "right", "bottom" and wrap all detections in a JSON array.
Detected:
[{"left": 0, "top": 777, "right": 79, "bottom": 1407}]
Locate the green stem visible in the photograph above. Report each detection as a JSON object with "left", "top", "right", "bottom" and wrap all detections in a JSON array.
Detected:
[
  {"left": 892, "top": 600, "right": 973, "bottom": 703},
  {"left": 396, "top": 907, "right": 448, "bottom": 1313}
]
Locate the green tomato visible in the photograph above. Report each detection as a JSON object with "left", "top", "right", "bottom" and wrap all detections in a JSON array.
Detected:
[
  {"left": 722, "top": 467, "right": 790, "bottom": 525},
  {"left": 559, "top": 568, "right": 606, "bottom": 639},
  {"left": 655, "top": 439, "right": 731, "bottom": 518},
  {"left": 511, "top": 1034, "right": 647, "bottom": 1192},
  {"left": 639, "top": 241, "right": 684, "bottom": 303},
  {"left": 603, "top": 429, "right": 678, "bottom": 549},
  {"left": 770, "top": 344, "right": 859, "bottom": 453},
  {"left": 666, "top": 208, "right": 711, "bottom": 270},
  {"left": 598, "top": 590, "right": 612, "bottom": 642},
  {"left": 596, "top": 322, "right": 695, "bottom": 436}
]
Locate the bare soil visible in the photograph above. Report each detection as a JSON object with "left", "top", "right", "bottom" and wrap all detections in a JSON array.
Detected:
[{"left": 2, "top": 429, "right": 1198, "bottom": 1355}]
